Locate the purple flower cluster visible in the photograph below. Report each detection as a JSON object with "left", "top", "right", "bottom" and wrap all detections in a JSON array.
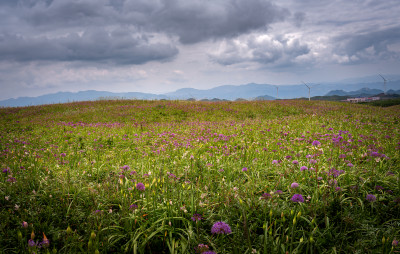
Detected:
[
  {"left": 136, "top": 182, "right": 145, "bottom": 191},
  {"left": 291, "top": 194, "right": 304, "bottom": 203},
  {"left": 261, "top": 193, "right": 271, "bottom": 200},
  {"left": 327, "top": 168, "right": 345, "bottom": 178},
  {"left": 312, "top": 140, "right": 321, "bottom": 146},
  {"left": 366, "top": 194, "right": 376, "bottom": 202},
  {"left": 7, "top": 177, "right": 16, "bottom": 183},
  {"left": 300, "top": 166, "right": 308, "bottom": 171},
  {"left": 28, "top": 239, "right": 36, "bottom": 247},
  {"left": 211, "top": 221, "right": 231, "bottom": 234},
  {"left": 129, "top": 204, "right": 138, "bottom": 210},
  {"left": 28, "top": 238, "right": 50, "bottom": 249},
  {"left": 191, "top": 213, "right": 203, "bottom": 222},
  {"left": 120, "top": 165, "right": 130, "bottom": 170}
]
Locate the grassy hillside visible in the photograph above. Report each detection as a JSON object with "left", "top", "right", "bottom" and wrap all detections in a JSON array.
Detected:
[{"left": 1, "top": 100, "right": 399, "bottom": 253}]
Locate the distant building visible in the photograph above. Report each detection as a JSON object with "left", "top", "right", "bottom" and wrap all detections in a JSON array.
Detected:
[{"left": 346, "top": 97, "right": 380, "bottom": 103}]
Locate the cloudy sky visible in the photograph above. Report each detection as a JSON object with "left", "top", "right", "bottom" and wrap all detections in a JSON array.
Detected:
[{"left": 1, "top": 0, "right": 400, "bottom": 100}]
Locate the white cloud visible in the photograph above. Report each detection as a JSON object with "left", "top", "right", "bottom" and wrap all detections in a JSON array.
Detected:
[{"left": 209, "top": 33, "right": 310, "bottom": 67}]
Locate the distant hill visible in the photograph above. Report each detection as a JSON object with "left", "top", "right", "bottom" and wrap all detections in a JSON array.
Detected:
[
  {"left": 387, "top": 89, "right": 400, "bottom": 95},
  {"left": 164, "top": 83, "right": 278, "bottom": 100},
  {"left": 1, "top": 78, "right": 400, "bottom": 107},
  {"left": 325, "top": 88, "right": 384, "bottom": 97},
  {"left": 0, "top": 90, "right": 167, "bottom": 107}
]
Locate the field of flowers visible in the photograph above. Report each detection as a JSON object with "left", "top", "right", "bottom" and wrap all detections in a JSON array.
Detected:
[{"left": 1, "top": 99, "right": 399, "bottom": 254}]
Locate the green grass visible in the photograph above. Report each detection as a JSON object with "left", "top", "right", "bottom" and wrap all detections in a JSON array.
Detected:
[{"left": 1, "top": 99, "right": 399, "bottom": 253}]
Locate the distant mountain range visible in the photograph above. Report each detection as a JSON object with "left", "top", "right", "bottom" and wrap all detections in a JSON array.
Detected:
[
  {"left": 1, "top": 79, "right": 400, "bottom": 107},
  {"left": 325, "top": 88, "right": 384, "bottom": 97}
]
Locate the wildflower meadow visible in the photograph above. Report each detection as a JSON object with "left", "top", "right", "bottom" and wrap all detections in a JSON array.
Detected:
[{"left": 1, "top": 99, "right": 399, "bottom": 253}]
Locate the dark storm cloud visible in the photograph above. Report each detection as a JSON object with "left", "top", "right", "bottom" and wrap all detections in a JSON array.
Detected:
[
  {"left": 22, "top": 0, "right": 290, "bottom": 44},
  {"left": 22, "top": 0, "right": 121, "bottom": 29},
  {"left": 0, "top": 0, "right": 291, "bottom": 64},
  {"left": 333, "top": 26, "right": 400, "bottom": 63},
  {"left": 0, "top": 29, "right": 178, "bottom": 64},
  {"left": 135, "top": 0, "right": 290, "bottom": 44}
]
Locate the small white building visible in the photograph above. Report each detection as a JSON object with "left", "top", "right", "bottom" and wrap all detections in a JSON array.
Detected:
[{"left": 346, "top": 97, "right": 380, "bottom": 103}]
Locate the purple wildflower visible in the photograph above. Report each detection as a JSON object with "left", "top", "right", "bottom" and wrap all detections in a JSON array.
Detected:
[
  {"left": 7, "top": 177, "right": 16, "bottom": 183},
  {"left": 2, "top": 168, "right": 9, "bottom": 173},
  {"left": 28, "top": 239, "right": 36, "bottom": 247},
  {"left": 261, "top": 193, "right": 271, "bottom": 199},
  {"left": 366, "top": 194, "right": 376, "bottom": 202},
  {"left": 202, "top": 252, "right": 217, "bottom": 254},
  {"left": 370, "top": 152, "right": 380, "bottom": 157},
  {"left": 275, "top": 190, "right": 283, "bottom": 194},
  {"left": 121, "top": 165, "right": 130, "bottom": 170},
  {"left": 242, "top": 167, "right": 248, "bottom": 172},
  {"left": 22, "top": 221, "right": 28, "bottom": 228},
  {"left": 191, "top": 213, "right": 203, "bottom": 222},
  {"left": 291, "top": 194, "right": 304, "bottom": 203},
  {"left": 60, "top": 153, "right": 66, "bottom": 157},
  {"left": 309, "top": 159, "right": 317, "bottom": 164},
  {"left": 347, "top": 163, "right": 354, "bottom": 167},
  {"left": 328, "top": 168, "right": 345, "bottom": 178},
  {"left": 129, "top": 204, "right": 138, "bottom": 210},
  {"left": 167, "top": 172, "right": 177, "bottom": 179},
  {"left": 41, "top": 237, "right": 50, "bottom": 248},
  {"left": 272, "top": 160, "right": 279, "bottom": 164},
  {"left": 393, "top": 239, "right": 399, "bottom": 247},
  {"left": 312, "top": 140, "right": 321, "bottom": 146},
  {"left": 291, "top": 182, "right": 299, "bottom": 188},
  {"left": 292, "top": 160, "right": 299, "bottom": 165},
  {"left": 136, "top": 182, "right": 145, "bottom": 191},
  {"left": 211, "top": 221, "right": 232, "bottom": 234},
  {"left": 300, "top": 166, "right": 308, "bottom": 171}
]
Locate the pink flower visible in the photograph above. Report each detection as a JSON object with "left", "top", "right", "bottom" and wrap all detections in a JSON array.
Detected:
[{"left": 291, "top": 182, "right": 299, "bottom": 188}]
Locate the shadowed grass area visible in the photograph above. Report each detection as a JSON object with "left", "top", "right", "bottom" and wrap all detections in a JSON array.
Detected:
[{"left": 1, "top": 99, "right": 399, "bottom": 253}]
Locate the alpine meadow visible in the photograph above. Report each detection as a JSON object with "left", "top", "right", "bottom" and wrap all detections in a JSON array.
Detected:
[{"left": 1, "top": 99, "right": 399, "bottom": 254}]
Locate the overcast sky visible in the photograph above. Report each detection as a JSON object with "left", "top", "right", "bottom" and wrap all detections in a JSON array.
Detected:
[{"left": 1, "top": 0, "right": 399, "bottom": 100}]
